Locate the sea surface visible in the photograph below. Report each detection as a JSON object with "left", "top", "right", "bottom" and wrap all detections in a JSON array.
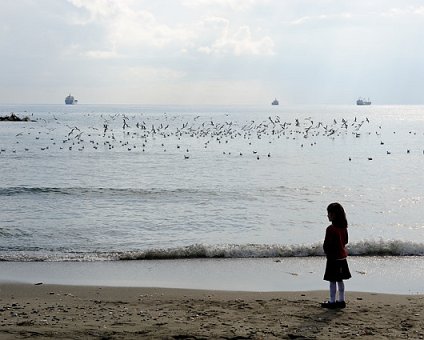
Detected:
[{"left": 1, "top": 104, "right": 423, "bottom": 262}]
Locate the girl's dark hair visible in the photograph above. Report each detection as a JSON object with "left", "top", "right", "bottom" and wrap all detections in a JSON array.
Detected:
[{"left": 327, "top": 202, "right": 348, "bottom": 228}]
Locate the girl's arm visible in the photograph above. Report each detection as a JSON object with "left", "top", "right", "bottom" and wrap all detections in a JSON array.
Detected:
[{"left": 323, "top": 228, "right": 332, "bottom": 255}]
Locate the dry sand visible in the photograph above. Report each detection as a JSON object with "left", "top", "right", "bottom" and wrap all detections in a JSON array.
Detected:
[{"left": 0, "top": 283, "right": 423, "bottom": 339}]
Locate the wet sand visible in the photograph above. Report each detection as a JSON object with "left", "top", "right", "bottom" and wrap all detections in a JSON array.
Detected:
[
  {"left": 1, "top": 257, "right": 424, "bottom": 294},
  {"left": 1, "top": 283, "right": 423, "bottom": 339}
]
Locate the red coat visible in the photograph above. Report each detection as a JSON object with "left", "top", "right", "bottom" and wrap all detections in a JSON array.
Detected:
[{"left": 323, "top": 224, "right": 348, "bottom": 260}]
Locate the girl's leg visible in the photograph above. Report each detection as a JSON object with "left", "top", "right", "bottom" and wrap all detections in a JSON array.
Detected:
[
  {"left": 337, "top": 280, "right": 345, "bottom": 302},
  {"left": 329, "top": 281, "right": 337, "bottom": 303}
]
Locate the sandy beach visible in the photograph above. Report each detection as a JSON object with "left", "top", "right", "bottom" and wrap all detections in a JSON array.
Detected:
[{"left": 0, "top": 283, "right": 423, "bottom": 339}]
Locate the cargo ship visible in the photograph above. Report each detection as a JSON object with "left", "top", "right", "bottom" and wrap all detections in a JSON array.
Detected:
[
  {"left": 356, "top": 97, "right": 371, "bottom": 105},
  {"left": 65, "top": 94, "right": 78, "bottom": 105}
]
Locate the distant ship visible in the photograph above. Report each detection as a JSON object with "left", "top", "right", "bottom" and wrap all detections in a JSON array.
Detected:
[
  {"left": 65, "top": 94, "right": 78, "bottom": 105},
  {"left": 356, "top": 97, "right": 371, "bottom": 105},
  {"left": 271, "top": 98, "right": 279, "bottom": 105}
]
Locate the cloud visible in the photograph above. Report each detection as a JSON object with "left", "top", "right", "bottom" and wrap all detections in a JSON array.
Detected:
[
  {"left": 197, "top": 17, "right": 274, "bottom": 56},
  {"left": 67, "top": 0, "right": 120, "bottom": 24},
  {"left": 83, "top": 49, "right": 120, "bottom": 59},
  {"left": 104, "top": 7, "right": 192, "bottom": 50},
  {"left": 66, "top": 0, "right": 274, "bottom": 58},
  {"left": 283, "top": 4, "right": 424, "bottom": 26},
  {"left": 67, "top": 0, "right": 195, "bottom": 53},
  {"left": 381, "top": 5, "right": 424, "bottom": 17},
  {"left": 284, "top": 13, "right": 353, "bottom": 26},
  {"left": 182, "top": 0, "right": 268, "bottom": 11}
]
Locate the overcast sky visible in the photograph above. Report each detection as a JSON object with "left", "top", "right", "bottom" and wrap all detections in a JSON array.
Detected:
[{"left": 1, "top": 0, "right": 423, "bottom": 105}]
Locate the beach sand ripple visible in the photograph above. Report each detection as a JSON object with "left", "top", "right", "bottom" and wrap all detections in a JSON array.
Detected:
[{"left": 0, "top": 284, "right": 423, "bottom": 339}]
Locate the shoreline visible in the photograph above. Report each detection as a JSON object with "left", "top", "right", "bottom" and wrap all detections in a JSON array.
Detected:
[
  {"left": 1, "top": 257, "right": 423, "bottom": 295},
  {"left": 1, "top": 283, "right": 423, "bottom": 339}
]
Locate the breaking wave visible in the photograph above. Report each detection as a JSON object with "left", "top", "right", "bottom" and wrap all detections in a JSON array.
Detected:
[{"left": 1, "top": 240, "right": 423, "bottom": 262}]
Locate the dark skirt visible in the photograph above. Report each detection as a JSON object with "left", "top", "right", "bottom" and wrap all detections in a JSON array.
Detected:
[{"left": 323, "top": 258, "right": 351, "bottom": 282}]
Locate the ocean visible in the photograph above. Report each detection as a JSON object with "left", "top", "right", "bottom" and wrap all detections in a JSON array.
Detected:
[{"left": 1, "top": 104, "right": 423, "bottom": 263}]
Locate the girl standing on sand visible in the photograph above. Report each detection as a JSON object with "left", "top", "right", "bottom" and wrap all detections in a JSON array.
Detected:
[{"left": 321, "top": 202, "right": 351, "bottom": 309}]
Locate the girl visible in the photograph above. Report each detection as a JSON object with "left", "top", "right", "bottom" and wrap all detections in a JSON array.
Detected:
[{"left": 321, "top": 202, "right": 351, "bottom": 309}]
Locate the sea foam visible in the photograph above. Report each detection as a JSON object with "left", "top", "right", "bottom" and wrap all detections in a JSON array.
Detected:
[{"left": 1, "top": 240, "right": 423, "bottom": 262}]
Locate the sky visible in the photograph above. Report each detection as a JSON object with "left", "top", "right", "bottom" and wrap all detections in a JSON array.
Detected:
[{"left": 1, "top": 0, "right": 424, "bottom": 105}]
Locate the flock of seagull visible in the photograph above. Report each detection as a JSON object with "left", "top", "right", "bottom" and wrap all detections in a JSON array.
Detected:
[{"left": 0, "top": 112, "right": 422, "bottom": 160}]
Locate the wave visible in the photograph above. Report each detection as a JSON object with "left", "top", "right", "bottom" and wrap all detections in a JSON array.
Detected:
[
  {"left": 0, "top": 185, "right": 304, "bottom": 197},
  {"left": 118, "top": 240, "right": 424, "bottom": 259},
  {"left": 0, "top": 186, "right": 216, "bottom": 198},
  {"left": 1, "top": 240, "right": 424, "bottom": 262},
  {"left": 0, "top": 227, "right": 31, "bottom": 238}
]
